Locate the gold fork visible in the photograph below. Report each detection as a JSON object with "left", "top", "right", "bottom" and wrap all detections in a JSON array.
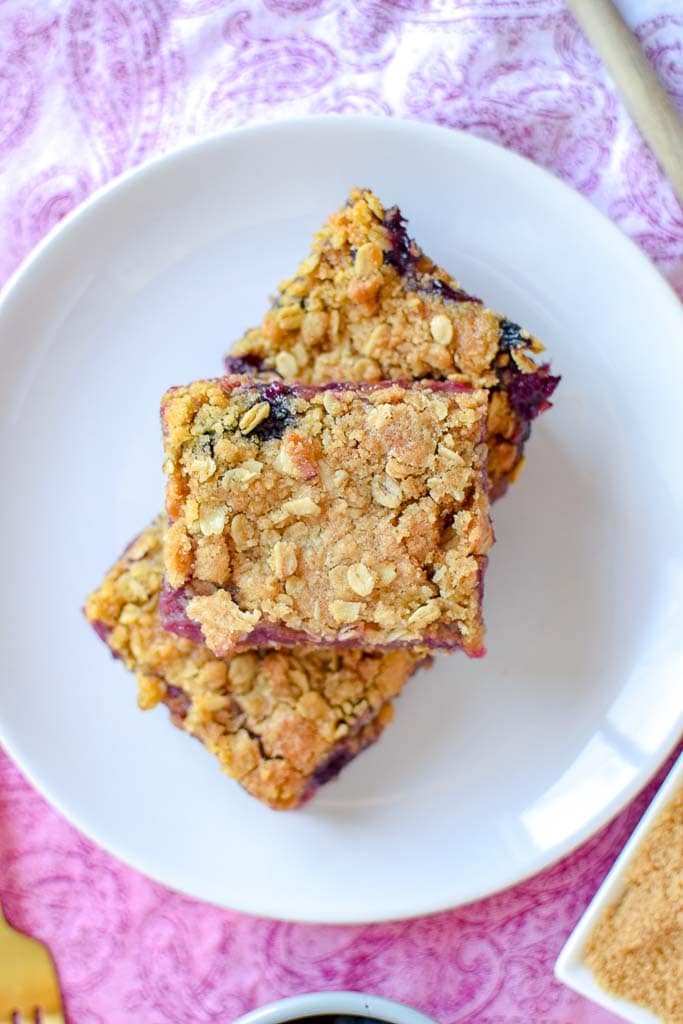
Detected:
[{"left": 0, "top": 902, "right": 64, "bottom": 1023}]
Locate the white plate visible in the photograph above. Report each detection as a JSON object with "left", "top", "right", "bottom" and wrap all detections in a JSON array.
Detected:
[
  {"left": 555, "top": 750, "right": 683, "bottom": 1023},
  {"left": 0, "top": 116, "right": 682, "bottom": 924}
]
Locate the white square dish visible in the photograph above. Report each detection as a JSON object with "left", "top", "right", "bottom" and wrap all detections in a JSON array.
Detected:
[{"left": 555, "top": 749, "right": 683, "bottom": 1024}]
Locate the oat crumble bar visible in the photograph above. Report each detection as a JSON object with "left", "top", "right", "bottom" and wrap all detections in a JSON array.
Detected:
[
  {"left": 161, "top": 376, "right": 493, "bottom": 656},
  {"left": 85, "top": 518, "right": 425, "bottom": 810},
  {"left": 227, "top": 188, "right": 559, "bottom": 499}
]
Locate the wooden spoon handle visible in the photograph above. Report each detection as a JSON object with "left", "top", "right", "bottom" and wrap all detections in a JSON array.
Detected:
[{"left": 566, "top": 0, "right": 683, "bottom": 204}]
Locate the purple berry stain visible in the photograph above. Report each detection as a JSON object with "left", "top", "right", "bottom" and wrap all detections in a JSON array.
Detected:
[
  {"left": 159, "top": 586, "right": 205, "bottom": 644},
  {"left": 311, "top": 745, "right": 356, "bottom": 787},
  {"left": 423, "top": 276, "right": 482, "bottom": 305},
  {"left": 505, "top": 364, "right": 560, "bottom": 420},
  {"left": 91, "top": 619, "right": 112, "bottom": 644},
  {"left": 382, "top": 205, "right": 481, "bottom": 303},
  {"left": 382, "top": 205, "right": 418, "bottom": 274},
  {"left": 499, "top": 319, "right": 526, "bottom": 349},
  {"left": 224, "top": 353, "right": 265, "bottom": 376},
  {"left": 248, "top": 383, "right": 295, "bottom": 442},
  {"left": 165, "top": 685, "right": 191, "bottom": 720}
]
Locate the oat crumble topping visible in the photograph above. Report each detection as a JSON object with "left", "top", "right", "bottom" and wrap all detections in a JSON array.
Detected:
[
  {"left": 161, "top": 377, "right": 493, "bottom": 655},
  {"left": 228, "top": 187, "right": 559, "bottom": 498},
  {"left": 83, "top": 188, "right": 561, "bottom": 811},
  {"left": 85, "top": 518, "right": 425, "bottom": 809}
]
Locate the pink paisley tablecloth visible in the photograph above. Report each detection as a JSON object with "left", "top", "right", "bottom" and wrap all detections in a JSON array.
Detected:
[{"left": 1, "top": 2, "right": 682, "bottom": 1022}]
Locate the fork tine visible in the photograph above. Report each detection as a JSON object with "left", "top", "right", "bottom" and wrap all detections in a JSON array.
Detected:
[
  {"left": 33, "top": 1013, "right": 63, "bottom": 1024},
  {"left": 0, "top": 1011, "right": 63, "bottom": 1024},
  {"left": 0, "top": 904, "right": 64, "bottom": 1024},
  {"left": 1, "top": 1008, "right": 64, "bottom": 1024},
  {"left": 0, "top": 1015, "right": 65, "bottom": 1024},
  {"left": 2, "top": 1006, "right": 53, "bottom": 1024}
]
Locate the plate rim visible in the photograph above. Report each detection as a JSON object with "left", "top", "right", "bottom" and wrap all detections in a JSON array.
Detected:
[{"left": 1, "top": 114, "right": 682, "bottom": 924}]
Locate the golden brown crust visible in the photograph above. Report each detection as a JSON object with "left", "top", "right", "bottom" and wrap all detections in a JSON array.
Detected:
[
  {"left": 228, "top": 188, "right": 557, "bottom": 498},
  {"left": 85, "top": 518, "right": 425, "bottom": 809},
  {"left": 161, "top": 378, "right": 493, "bottom": 654}
]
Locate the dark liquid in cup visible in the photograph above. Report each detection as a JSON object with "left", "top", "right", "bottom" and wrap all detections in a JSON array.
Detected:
[{"left": 290, "top": 1018, "right": 383, "bottom": 1023}]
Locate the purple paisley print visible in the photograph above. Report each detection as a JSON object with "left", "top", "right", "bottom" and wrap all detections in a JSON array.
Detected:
[{"left": 0, "top": 1, "right": 682, "bottom": 1022}]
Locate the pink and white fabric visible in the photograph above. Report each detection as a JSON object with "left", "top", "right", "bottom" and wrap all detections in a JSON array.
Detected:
[{"left": 0, "top": 1, "right": 681, "bottom": 1021}]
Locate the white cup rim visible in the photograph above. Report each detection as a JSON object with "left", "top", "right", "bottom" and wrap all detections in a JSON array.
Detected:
[{"left": 233, "top": 991, "right": 439, "bottom": 1024}]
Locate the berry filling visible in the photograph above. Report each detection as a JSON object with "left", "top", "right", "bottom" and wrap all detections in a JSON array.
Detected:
[
  {"left": 158, "top": 586, "right": 205, "bottom": 644},
  {"left": 382, "top": 205, "right": 419, "bottom": 274},
  {"left": 503, "top": 364, "right": 560, "bottom": 421},
  {"left": 499, "top": 319, "right": 525, "bottom": 350},
  {"left": 414, "top": 275, "right": 482, "bottom": 305},
  {"left": 311, "top": 744, "right": 360, "bottom": 787},
  {"left": 160, "top": 582, "right": 485, "bottom": 655},
  {"left": 382, "top": 205, "right": 481, "bottom": 303},
  {"left": 224, "top": 353, "right": 265, "bottom": 376},
  {"left": 246, "top": 390, "right": 295, "bottom": 442},
  {"left": 91, "top": 619, "right": 112, "bottom": 644}
]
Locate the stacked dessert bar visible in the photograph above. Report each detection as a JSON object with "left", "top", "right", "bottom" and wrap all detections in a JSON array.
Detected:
[{"left": 85, "top": 189, "right": 558, "bottom": 809}]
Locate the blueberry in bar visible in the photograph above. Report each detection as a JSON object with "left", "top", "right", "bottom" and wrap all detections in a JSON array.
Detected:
[
  {"left": 227, "top": 187, "right": 559, "bottom": 499},
  {"left": 161, "top": 376, "right": 493, "bottom": 656},
  {"left": 84, "top": 518, "right": 426, "bottom": 810}
]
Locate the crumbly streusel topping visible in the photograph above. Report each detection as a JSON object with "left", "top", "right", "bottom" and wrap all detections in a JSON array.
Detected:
[
  {"left": 84, "top": 518, "right": 423, "bottom": 809},
  {"left": 228, "top": 188, "right": 559, "bottom": 498},
  {"left": 161, "top": 377, "right": 493, "bottom": 655}
]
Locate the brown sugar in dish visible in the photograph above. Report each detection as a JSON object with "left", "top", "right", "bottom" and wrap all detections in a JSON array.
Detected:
[{"left": 584, "top": 783, "right": 683, "bottom": 1023}]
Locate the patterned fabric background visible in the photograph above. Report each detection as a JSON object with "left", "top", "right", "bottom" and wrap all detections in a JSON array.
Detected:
[{"left": 1, "top": 1, "right": 681, "bottom": 1022}]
